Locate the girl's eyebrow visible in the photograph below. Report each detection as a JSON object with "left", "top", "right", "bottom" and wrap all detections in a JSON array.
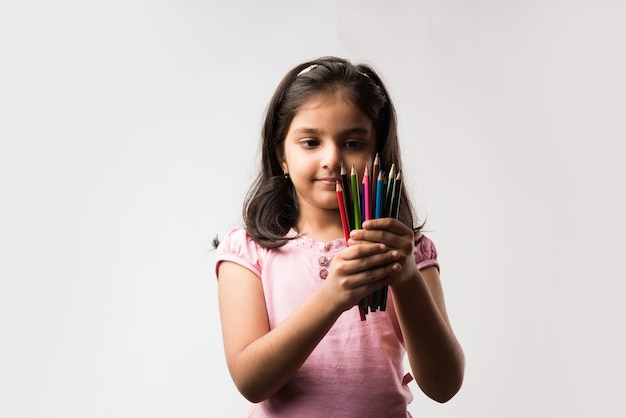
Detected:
[{"left": 291, "top": 127, "right": 371, "bottom": 136}]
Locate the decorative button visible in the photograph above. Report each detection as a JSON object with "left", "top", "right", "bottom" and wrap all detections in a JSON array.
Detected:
[
  {"left": 318, "top": 256, "right": 328, "bottom": 266},
  {"left": 319, "top": 269, "right": 328, "bottom": 279}
]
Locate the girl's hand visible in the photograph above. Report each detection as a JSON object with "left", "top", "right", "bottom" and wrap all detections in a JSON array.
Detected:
[
  {"left": 348, "top": 218, "right": 419, "bottom": 288},
  {"left": 320, "top": 242, "right": 400, "bottom": 312}
]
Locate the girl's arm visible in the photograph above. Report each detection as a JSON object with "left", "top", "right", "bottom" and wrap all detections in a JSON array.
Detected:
[
  {"left": 217, "top": 242, "right": 399, "bottom": 403},
  {"left": 391, "top": 265, "right": 465, "bottom": 403},
  {"left": 349, "top": 220, "right": 465, "bottom": 403}
]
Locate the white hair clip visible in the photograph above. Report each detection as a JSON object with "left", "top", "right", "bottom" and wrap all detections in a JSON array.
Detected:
[{"left": 297, "top": 64, "right": 318, "bottom": 76}]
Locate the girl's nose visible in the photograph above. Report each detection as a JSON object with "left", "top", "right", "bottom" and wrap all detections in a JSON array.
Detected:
[{"left": 322, "top": 143, "right": 341, "bottom": 171}]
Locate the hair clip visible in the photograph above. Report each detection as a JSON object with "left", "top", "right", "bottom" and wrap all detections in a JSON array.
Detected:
[{"left": 297, "top": 64, "right": 318, "bottom": 76}]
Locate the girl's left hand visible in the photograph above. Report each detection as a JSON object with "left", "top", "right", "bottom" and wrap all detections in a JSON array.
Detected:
[{"left": 348, "top": 218, "right": 418, "bottom": 287}]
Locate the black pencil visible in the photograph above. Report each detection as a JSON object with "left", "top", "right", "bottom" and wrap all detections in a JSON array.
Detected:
[
  {"left": 389, "top": 169, "right": 402, "bottom": 220},
  {"left": 380, "top": 167, "right": 401, "bottom": 311},
  {"left": 340, "top": 161, "right": 354, "bottom": 230},
  {"left": 384, "top": 164, "right": 396, "bottom": 217}
]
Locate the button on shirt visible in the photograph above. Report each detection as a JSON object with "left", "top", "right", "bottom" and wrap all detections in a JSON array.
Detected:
[{"left": 318, "top": 256, "right": 329, "bottom": 279}]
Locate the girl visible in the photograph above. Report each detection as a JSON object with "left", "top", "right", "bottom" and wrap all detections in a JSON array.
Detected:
[{"left": 215, "top": 56, "right": 464, "bottom": 417}]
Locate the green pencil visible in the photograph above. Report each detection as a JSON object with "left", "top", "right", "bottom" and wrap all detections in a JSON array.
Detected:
[
  {"left": 350, "top": 164, "right": 361, "bottom": 229},
  {"left": 384, "top": 163, "right": 396, "bottom": 217}
]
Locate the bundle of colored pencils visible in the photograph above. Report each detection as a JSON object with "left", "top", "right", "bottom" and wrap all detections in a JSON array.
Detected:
[{"left": 335, "top": 153, "right": 402, "bottom": 321}]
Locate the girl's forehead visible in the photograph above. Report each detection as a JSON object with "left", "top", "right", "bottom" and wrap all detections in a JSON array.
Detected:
[
  {"left": 291, "top": 94, "right": 371, "bottom": 127},
  {"left": 297, "top": 91, "right": 351, "bottom": 110}
]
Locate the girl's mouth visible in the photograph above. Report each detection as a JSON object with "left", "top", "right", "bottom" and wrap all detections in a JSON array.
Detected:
[{"left": 317, "top": 178, "right": 338, "bottom": 186}]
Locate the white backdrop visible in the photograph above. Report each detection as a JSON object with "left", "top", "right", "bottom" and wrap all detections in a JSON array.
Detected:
[{"left": 2, "top": 1, "right": 625, "bottom": 416}]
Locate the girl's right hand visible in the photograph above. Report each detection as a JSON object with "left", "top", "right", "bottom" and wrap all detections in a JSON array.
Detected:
[{"left": 321, "top": 243, "right": 400, "bottom": 312}]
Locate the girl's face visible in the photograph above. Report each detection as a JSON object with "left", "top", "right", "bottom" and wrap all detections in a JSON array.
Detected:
[{"left": 280, "top": 93, "right": 377, "bottom": 219}]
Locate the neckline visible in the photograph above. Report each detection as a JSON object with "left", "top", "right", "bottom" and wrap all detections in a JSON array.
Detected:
[{"left": 287, "top": 228, "right": 346, "bottom": 251}]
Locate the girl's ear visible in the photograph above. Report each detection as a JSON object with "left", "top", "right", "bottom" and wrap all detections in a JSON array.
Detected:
[{"left": 277, "top": 151, "right": 288, "bottom": 173}]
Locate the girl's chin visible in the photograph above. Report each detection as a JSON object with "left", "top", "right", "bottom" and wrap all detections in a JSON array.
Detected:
[
  {"left": 316, "top": 200, "right": 339, "bottom": 210},
  {"left": 314, "top": 183, "right": 337, "bottom": 193}
]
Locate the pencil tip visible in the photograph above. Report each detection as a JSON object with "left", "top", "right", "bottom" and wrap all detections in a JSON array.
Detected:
[{"left": 389, "top": 164, "right": 396, "bottom": 175}]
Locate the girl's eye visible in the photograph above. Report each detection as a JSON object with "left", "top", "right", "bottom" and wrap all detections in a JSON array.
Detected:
[
  {"left": 300, "top": 139, "right": 319, "bottom": 148},
  {"left": 345, "top": 140, "right": 364, "bottom": 149}
]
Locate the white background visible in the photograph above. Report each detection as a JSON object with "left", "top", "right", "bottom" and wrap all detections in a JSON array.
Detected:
[{"left": 2, "top": 1, "right": 625, "bottom": 416}]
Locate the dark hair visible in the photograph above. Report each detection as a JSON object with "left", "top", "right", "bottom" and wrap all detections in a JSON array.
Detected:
[{"left": 235, "top": 56, "right": 421, "bottom": 248}]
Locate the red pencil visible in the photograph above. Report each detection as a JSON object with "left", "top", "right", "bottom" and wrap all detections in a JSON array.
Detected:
[
  {"left": 338, "top": 180, "right": 366, "bottom": 321},
  {"left": 336, "top": 181, "right": 351, "bottom": 244}
]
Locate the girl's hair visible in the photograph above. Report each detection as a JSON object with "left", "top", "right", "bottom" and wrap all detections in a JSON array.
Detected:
[{"left": 242, "top": 56, "right": 421, "bottom": 248}]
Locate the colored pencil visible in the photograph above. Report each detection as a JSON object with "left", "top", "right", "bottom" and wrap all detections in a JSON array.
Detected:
[
  {"left": 350, "top": 164, "right": 361, "bottom": 230},
  {"left": 358, "top": 304, "right": 367, "bottom": 321},
  {"left": 380, "top": 168, "right": 402, "bottom": 312},
  {"left": 370, "top": 153, "right": 380, "bottom": 215},
  {"left": 336, "top": 181, "right": 351, "bottom": 244},
  {"left": 369, "top": 169, "right": 386, "bottom": 311},
  {"left": 389, "top": 169, "right": 402, "bottom": 220},
  {"left": 384, "top": 164, "right": 396, "bottom": 217},
  {"left": 352, "top": 164, "right": 368, "bottom": 319},
  {"left": 362, "top": 164, "right": 371, "bottom": 222},
  {"left": 374, "top": 169, "right": 385, "bottom": 219},
  {"left": 340, "top": 161, "right": 354, "bottom": 230},
  {"left": 332, "top": 160, "right": 405, "bottom": 317},
  {"left": 379, "top": 285, "right": 389, "bottom": 311}
]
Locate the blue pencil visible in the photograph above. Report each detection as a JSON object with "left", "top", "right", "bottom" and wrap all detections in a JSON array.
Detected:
[
  {"left": 370, "top": 169, "right": 386, "bottom": 311},
  {"left": 375, "top": 169, "right": 384, "bottom": 219}
]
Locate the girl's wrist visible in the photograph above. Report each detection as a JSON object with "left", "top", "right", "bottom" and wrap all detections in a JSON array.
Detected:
[
  {"left": 314, "top": 284, "right": 351, "bottom": 319},
  {"left": 390, "top": 264, "right": 421, "bottom": 290}
]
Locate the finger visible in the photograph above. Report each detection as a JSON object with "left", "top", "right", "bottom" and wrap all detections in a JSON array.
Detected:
[
  {"left": 355, "top": 276, "right": 392, "bottom": 300},
  {"left": 346, "top": 238, "right": 373, "bottom": 246},
  {"left": 358, "top": 250, "right": 399, "bottom": 274},
  {"left": 363, "top": 218, "right": 414, "bottom": 239},
  {"left": 343, "top": 242, "right": 387, "bottom": 260},
  {"left": 355, "top": 262, "right": 401, "bottom": 287},
  {"left": 349, "top": 228, "right": 397, "bottom": 247},
  {"left": 353, "top": 220, "right": 413, "bottom": 248}
]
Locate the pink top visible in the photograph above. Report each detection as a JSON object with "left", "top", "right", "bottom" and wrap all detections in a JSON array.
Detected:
[{"left": 215, "top": 228, "right": 439, "bottom": 418}]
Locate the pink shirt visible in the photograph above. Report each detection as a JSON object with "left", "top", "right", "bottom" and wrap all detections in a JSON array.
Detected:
[{"left": 215, "top": 228, "right": 439, "bottom": 418}]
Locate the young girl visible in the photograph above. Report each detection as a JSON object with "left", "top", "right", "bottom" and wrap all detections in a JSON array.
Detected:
[{"left": 215, "top": 56, "right": 464, "bottom": 417}]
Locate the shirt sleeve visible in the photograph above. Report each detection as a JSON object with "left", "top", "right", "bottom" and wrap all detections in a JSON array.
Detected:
[
  {"left": 414, "top": 233, "right": 439, "bottom": 272},
  {"left": 214, "top": 228, "right": 264, "bottom": 279}
]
